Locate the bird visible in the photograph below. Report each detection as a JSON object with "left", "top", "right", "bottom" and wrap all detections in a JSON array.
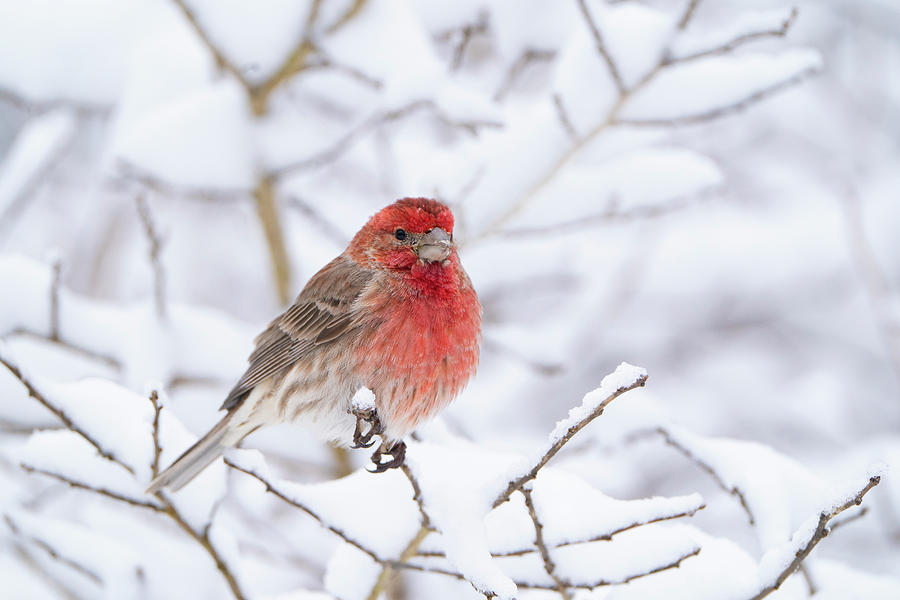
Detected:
[{"left": 147, "top": 198, "right": 481, "bottom": 493}]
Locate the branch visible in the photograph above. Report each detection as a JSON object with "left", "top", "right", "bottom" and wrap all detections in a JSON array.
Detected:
[
  {"left": 170, "top": 0, "right": 252, "bottom": 90},
  {"left": 657, "top": 427, "right": 754, "bottom": 524},
  {"left": 576, "top": 0, "right": 626, "bottom": 94},
  {"left": 678, "top": 0, "right": 703, "bottom": 30},
  {"left": 273, "top": 100, "right": 501, "bottom": 177},
  {"left": 444, "top": 13, "right": 489, "bottom": 72},
  {"left": 493, "top": 365, "right": 648, "bottom": 508},
  {"left": 149, "top": 391, "right": 163, "bottom": 479},
  {"left": 494, "top": 49, "right": 556, "bottom": 102},
  {"left": 0, "top": 353, "right": 134, "bottom": 474},
  {"left": 136, "top": 196, "right": 167, "bottom": 319},
  {"left": 614, "top": 66, "right": 819, "bottom": 127},
  {"left": 111, "top": 161, "right": 250, "bottom": 202},
  {"left": 552, "top": 93, "right": 578, "bottom": 140},
  {"left": 0, "top": 87, "right": 110, "bottom": 116},
  {"left": 668, "top": 8, "right": 798, "bottom": 65},
  {"left": 748, "top": 475, "right": 881, "bottom": 600},
  {"left": 48, "top": 257, "right": 62, "bottom": 341},
  {"left": 20, "top": 465, "right": 162, "bottom": 511},
  {"left": 522, "top": 487, "right": 571, "bottom": 599},
  {"left": 4, "top": 514, "right": 103, "bottom": 584}
]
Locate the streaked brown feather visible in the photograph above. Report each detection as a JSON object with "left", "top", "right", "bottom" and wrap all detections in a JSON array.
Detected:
[{"left": 220, "top": 255, "right": 374, "bottom": 410}]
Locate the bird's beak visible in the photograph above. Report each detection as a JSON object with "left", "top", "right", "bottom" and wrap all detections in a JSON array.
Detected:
[{"left": 416, "top": 227, "right": 452, "bottom": 262}]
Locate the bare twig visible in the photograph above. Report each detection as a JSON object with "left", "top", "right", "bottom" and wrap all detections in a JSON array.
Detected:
[
  {"left": 111, "top": 161, "right": 250, "bottom": 202},
  {"left": 678, "top": 0, "right": 703, "bottom": 30},
  {"left": 668, "top": 8, "right": 798, "bottom": 64},
  {"left": 657, "top": 427, "right": 755, "bottom": 524},
  {"left": 20, "top": 465, "right": 162, "bottom": 511},
  {"left": 284, "top": 195, "right": 349, "bottom": 246},
  {"left": 494, "top": 49, "right": 556, "bottom": 102},
  {"left": 149, "top": 391, "right": 163, "bottom": 479},
  {"left": 748, "top": 475, "right": 881, "bottom": 600},
  {"left": 253, "top": 176, "right": 292, "bottom": 305},
  {"left": 552, "top": 93, "right": 578, "bottom": 140},
  {"left": 576, "top": 0, "right": 625, "bottom": 94},
  {"left": 49, "top": 257, "right": 62, "bottom": 342},
  {"left": 325, "top": 0, "right": 368, "bottom": 34},
  {"left": 136, "top": 196, "right": 167, "bottom": 319},
  {"left": 0, "top": 88, "right": 110, "bottom": 116},
  {"left": 523, "top": 487, "right": 571, "bottom": 599},
  {"left": 4, "top": 514, "right": 103, "bottom": 584},
  {"left": 273, "top": 100, "right": 501, "bottom": 177},
  {"left": 0, "top": 353, "right": 135, "bottom": 474},
  {"left": 448, "top": 14, "right": 489, "bottom": 72},
  {"left": 8, "top": 329, "right": 120, "bottom": 370},
  {"left": 482, "top": 337, "right": 563, "bottom": 376},
  {"left": 614, "top": 66, "right": 819, "bottom": 127},
  {"left": 493, "top": 369, "right": 648, "bottom": 508}
]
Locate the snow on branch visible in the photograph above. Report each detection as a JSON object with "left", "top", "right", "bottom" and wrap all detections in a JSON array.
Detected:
[
  {"left": 494, "top": 362, "right": 648, "bottom": 507},
  {"left": 751, "top": 470, "right": 883, "bottom": 600}
]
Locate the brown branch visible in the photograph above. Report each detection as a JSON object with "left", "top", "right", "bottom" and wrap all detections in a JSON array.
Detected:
[
  {"left": 253, "top": 176, "right": 292, "bottom": 305},
  {"left": 447, "top": 14, "right": 489, "bottom": 72},
  {"left": 4, "top": 514, "right": 103, "bottom": 584},
  {"left": 678, "top": 0, "right": 703, "bottom": 30},
  {"left": 49, "top": 257, "right": 62, "bottom": 342},
  {"left": 419, "top": 501, "right": 705, "bottom": 558},
  {"left": 225, "top": 458, "right": 381, "bottom": 561},
  {"left": 493, "top": 368, "right": 648, "bottom": 508},
  {"left": 8, "top": 329, "right": 121, "bottom": 370},
  {"left": 668, "top": 8, "right": 798, "bottom": 65},
  {"left": 552, "top": 93, "right": 578, "bottom": 140},
  {"left": 149, "top": 391, "right": 163, "bottom": 479},
  {"left": 614, "top": 66, "right": 819, "bottom": 127},
  {"left": 494, "top": 49, "right": 556, "bottom": 102},
  {"left": 273, "top": 100, "right": 501, "bottom": 177},
  {"left": 21, "top": 465, "right": 162, "bottom": 511},
  {"left": 657, "top": 427, "right": 755, "bottom": 524},
  {"left": 136, "top": 196, "right": 167, "bottom": 319},
  {"left": 325, "top": 0, "right": 368, "bottom": 34},
  {"left": 303, "top": 56, "right": 384, "bottom": 90},
  {"left": 576, "top": 0, "right": 626, "bottom": 94},
  {"left": 170, "top": 0, "right": 252, "bottom": 90},
  {"left": 0, "top": 353, "right": 135, "bottom": 474},
  {"left": 284, "top": 195, "right": 350, "bottom": 246},
  {"left": 522, "top": 487, "right": 571, "bottom": 599},
  {"left": 748, "top": 475, "right": 881, "bottom": 600}
]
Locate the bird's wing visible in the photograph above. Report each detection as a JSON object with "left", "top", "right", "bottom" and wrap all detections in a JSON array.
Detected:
[{"left": 220, "top": 254, "right": 374, "bottom": 410}]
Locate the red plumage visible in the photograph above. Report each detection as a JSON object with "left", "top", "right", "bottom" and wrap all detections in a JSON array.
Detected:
[{"left": 148, "top": 198, "right": 481, "bottom": 492}]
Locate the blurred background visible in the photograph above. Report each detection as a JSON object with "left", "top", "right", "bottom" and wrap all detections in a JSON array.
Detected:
[{"left": 1, "top": 0, "right": 898, "bottom": 598}]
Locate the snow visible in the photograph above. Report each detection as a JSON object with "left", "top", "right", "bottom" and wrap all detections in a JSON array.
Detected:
[
  {"left": 350, "top": 387, "right": 376, "bottom": 413},
  {"left": 0, "top": 110, "right": 76, "bottom": 215},
  {"left": 548, "top": 362, "right": 647, "bottom": 444}
]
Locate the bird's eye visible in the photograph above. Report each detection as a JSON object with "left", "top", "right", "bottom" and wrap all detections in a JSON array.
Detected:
[{"left": 394, "top": 228, "right": 407, "bottom": 241}]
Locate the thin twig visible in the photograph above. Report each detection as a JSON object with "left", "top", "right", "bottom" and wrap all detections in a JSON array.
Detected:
[
  {"left": 576, "top": 0, "right": 625, "bottom": 94},
  {"left": 657, "top": 427, "right": 755, "bottom": 524},
  {"left": 668, "top": 8, "right": 798, "bottom": 64},
  {"left": 170, "top": 0, "right": 252, "bottom": 90},
  {"left": 494, "top": 49, "right": 556, "bottom": 102},
  {"left": 20, "top": 466, "right": 162, "bottom": 511},
  {"left": 748, "top": 475, "right": 881, "bottom": 600},
  {"left": 4, "top": 514, "right": 103, "bottom": 584},
  {"left": 149, "top": 391, "right": 163, "bottom": 479},
  {"left": 493, "top": 370, "right": 648, "bottom": 508},
  {"left": 0, "top": 353, "right": 135, "bottom": 474},
  {"left": 136, "top": 196, "right": 167, "bottom": 319},
  {"left": 284, "top": 195, "right": 349, "bottom": 246},
  {"left": 678, "top": 0, "right": 703, "bottom": 30},
  {"left": 49, "top": 258, "right": 62, "bottom": 342},
  {"left": 614, "top": 66, "right": 819, "bottom": 127},
  {"left": 449, "top": 14, "right": 489, "bottom": 72},
  {"left": 552, "top": 93, "right": 578, "bottom": 140},
  {"left": 273, "top": 100, "right": 501, "bottom": 177},
  {"left": 522, "top": 487, "right": 571, "bottom": 599}
]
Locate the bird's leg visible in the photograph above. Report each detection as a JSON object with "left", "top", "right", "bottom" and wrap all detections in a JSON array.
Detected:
[
  {"left": 351, "top": 406, "right": 382, "bottom": 449},
  {"left": 368, "top": 439, "right": 406, "bottom": 473}
]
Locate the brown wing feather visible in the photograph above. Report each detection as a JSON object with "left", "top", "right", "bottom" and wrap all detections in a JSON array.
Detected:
[{"left": 220, "top": 254, "right": 373, "bottom": 410}]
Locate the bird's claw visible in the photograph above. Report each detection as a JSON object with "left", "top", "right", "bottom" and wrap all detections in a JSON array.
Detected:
[
  {"left": 367, "top": 440, "right": 406, "bottom": 474},
  {"left": 351, "top": 407, "right": 383, "bottom": 449}
]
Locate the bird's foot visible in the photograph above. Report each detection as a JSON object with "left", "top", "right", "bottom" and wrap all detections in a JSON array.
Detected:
[
  {"left": 368, "top": 440, "right": 406, "bottom": 473},
  {"left": 351, "top": 407, "right": 383, "bottom": 449}
]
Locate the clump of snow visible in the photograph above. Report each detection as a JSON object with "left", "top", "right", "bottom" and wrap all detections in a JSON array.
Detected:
[
  {"left": 548, "top": 362, "right": 647, "bottom": 443},
  {"left": 350, "top": 387, "right": 376, "bottom": 413}
]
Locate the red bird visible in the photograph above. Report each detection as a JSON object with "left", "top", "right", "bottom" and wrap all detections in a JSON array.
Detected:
[{"left": 148, "top": 198, "right": 481, "bottom": 492}]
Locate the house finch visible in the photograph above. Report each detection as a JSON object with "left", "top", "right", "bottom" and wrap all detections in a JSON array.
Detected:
[{"left": 147, "top": 198, "right": 481, "bottom": 492}]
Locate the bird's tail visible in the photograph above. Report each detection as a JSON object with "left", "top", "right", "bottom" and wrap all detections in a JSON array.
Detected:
[{"left": 146, "top": 410, "right": 243, "bottom": 494}]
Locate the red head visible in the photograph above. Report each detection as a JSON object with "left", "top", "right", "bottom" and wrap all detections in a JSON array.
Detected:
[{"left": 348, "top": 198, "right": 457, "bottom": 271}]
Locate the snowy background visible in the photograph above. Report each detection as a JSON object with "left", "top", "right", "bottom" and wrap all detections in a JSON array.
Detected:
[{"left": 1, "top": 0, "right": 899, "bottom": 598}]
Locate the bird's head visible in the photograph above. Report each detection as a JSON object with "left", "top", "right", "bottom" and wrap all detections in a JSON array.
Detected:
[{"left": 350, "top": 198, "right": 457, "bottom": 271}]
